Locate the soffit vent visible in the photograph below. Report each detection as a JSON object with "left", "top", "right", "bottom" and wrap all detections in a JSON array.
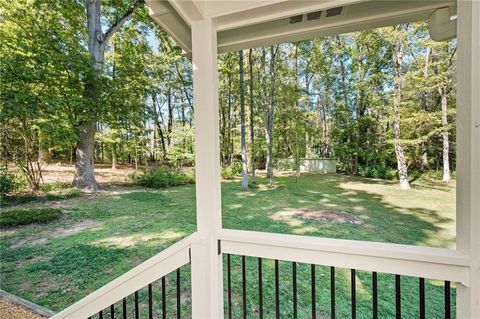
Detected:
[
  {"left": 326, "top": 7, "right": 343, "bottom": 17},
  {"left": 307, "top": 11, "right": 322, "bottom": 21},
  {"left": 289, "top": 15, "right": 303, "bottom": 24}
]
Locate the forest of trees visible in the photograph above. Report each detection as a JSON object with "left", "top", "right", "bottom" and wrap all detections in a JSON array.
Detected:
[{"left": 0, "top": 0, "right": 456, "bottom": 192}]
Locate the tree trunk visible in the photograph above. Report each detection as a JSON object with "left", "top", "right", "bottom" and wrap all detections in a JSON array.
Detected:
[
  {"left": 439, "top": 86, "right": 450, "bottom": 183},
  {"left": 152, "top": 93, "right": 167, "bottom": 158},
  {"left": 73, "top": 0, "right": 104, "bottom": 190},
  {"left": 239, "top": 50, "right": 248, "bottom": 189},
  {"left": 227, "top": 73, "right": 234, "bottom": 165},
  {"left": 111, "top": 142, "right": 117, "bottom": 170},
  {"left": 38, "top": 130, "right": 51, "bottom": 165},
  {"left": 219, "top": 91, "right": 227, "bottom": 166},
  {"left": 420, "top": 46, "right": 431, "bottom": 169},
  {"left": 354, "top": 45, "right": 364, "bottom": 175},
  {"left": 248, "top": 48, "right": 256, "bottom": 184},
  {"left": 421, "top": 142, "right": 428, "bottom": 169},
  {"left": 167, "top": 88, "right": 173, "bottom": 146},
  {"left": 73, "top": 0, "right": 142, "bottom": 190},
  {"left": 73, "top": 121, "right": 98, "bottom": 190},
  {"left": 266, "top": 46, "right": 277, "bottom": 186},
  {"left": 70, "top": 145, "right": 75, "bottom": 165},
  {"left": 392, "top": 28, "right": 410, "bottom": 190}
]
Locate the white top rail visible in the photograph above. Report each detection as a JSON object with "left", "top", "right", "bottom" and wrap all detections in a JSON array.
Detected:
[
  {"left": 219, "top": 229, "right": 471, "bottom": 285},
  {"left": 52, "top": 233, "right": 195, "bottom": 319}
]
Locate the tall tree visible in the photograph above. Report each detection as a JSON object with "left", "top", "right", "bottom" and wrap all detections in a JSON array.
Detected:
[
  {"left": 266, "top": 45, "right": 278, "bottom": 185},
  {"left": 73, "top": 0, "right": 144, "bottom": 190},
  {"left": 248, "top": 48, "right": 256, "bottom": 184},
  {"left": 239, "top": 50, "right": 248, "bottom": 189},
  {"left": 430, "top": 43, "right": 456, "bottom": 183},
  {"left": 391, "top": 26, "right": 410, "bottom": 189},
  {"left": 438, "top": 83, "right": 450, "bottom": 183}
]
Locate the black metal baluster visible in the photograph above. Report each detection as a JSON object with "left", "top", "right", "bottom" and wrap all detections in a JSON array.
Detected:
[
  {"left": 242, "top": 255, "right": 247, "bottom": 319},
  {"left": 162, "top": 277, "right": 166, "bottom": 319},
  {"left": 395, "top": 275, "right": 401, "bottom": 319},
  {"left": 445, "top": 281, "right": 451, "bottom": 319},
  {"left": 372, "top": 272, "right": 378, "bottom": 319},
  {"left": 258, "top": 257, "right": 263, "bottom": 319},
  {"left": 135, "top": 291, "right": 139, "bottom": 319},
  {"left": 148, "top": 283, "right": 153, "bottom": 319},
  {"left": 227, "top": 254, "right": 232, "bottom": 319},
  {"left": 275, "top": 260, "right": 280, "bottom": 319},
  {"left": 351, "top": 269, "right": 356, "bottom": 319},
  {"left": 419, "top": 278, "right": 425, "bottom": 319},
  {"left": 177, "top": 268, "right": 181, "bottom": 319},
  {"left": 293, "top": 262, "right": 297, "bottom": 319},
  {"left": 330, "top": 267, "right": 335, "bottom": 319},
  {"left": 111, "top": 304, "right": 115, "bottom": 319},
  {"left": 122, "top": 298, "right": 127, "bottom": 319},
  {"left": 311, "top": 264, "right": 316, "bottom": 319},
  {"left": 99, "top": 310, "right": 103, "bottom": 319}
]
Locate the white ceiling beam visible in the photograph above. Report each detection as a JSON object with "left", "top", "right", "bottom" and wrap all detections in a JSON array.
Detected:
[
  {"left": 168, "top": 0, "right": 204, "bottom": 24},
  {"left": 202, "top": 0, "right": 288, "bottom": 18},
  {"left": 217, "top": 0, "right": 455, "bottom": 53},
  {"left": 215, "top": 0, "right": 370, "bottom": 31},
  {"left": 147, "top": 0, "right": 192, "bottom": 53},
  {"left": 147, "top": 0, "right": 456, "bottom": 55}
]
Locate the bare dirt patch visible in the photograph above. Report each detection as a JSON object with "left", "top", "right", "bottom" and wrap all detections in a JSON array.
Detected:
[
  {"left": 41, "top": 163, "right": 135, "bottom": 185},
  {"left": 50, "top": 220, "right": 102, "bottom": 238},
  {"left": 9, "top": 220, "right": 103, "bottom": 249},
  {"left": 294, "top": 209, "right": 364, "bottom": 225}
]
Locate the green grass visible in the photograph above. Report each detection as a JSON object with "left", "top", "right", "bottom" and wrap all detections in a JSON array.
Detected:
[
  {"left": 0, "top": 173, "right": 456, "bottom": 317},
  {"left": 0, "top": 208, "right": 63, "bottom": 227}
]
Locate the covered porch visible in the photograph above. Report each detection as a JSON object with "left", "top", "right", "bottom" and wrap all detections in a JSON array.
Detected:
[{"left": 52, "top": 0, "right": 479, "bottom": 318}]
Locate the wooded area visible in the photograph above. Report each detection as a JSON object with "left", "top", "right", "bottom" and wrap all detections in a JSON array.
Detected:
[{"left": 0, "top": 0, "right": 456, "bottom": 192}]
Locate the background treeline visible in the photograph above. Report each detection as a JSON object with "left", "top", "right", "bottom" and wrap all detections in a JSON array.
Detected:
[
  {"left": 0, "top": 0, "right": 455, "bottom": 192},
  {"left": 1, "top": 0, "right": 194, "bottom": 192},
  {"left": 219, "top": 24, "right": 456, "bottom": 189}
]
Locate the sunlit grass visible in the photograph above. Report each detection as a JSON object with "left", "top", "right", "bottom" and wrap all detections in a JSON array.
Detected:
[{"left": 0, "top": 173, "right": 456, "bottom": 317}]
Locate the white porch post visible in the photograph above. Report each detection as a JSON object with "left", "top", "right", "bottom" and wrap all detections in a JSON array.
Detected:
[
  {"left": 191, "top": 18, "right": 224, "bottom": 318},
  {"left": 456, "top": 0, "right": 480, "bottom": 318}
]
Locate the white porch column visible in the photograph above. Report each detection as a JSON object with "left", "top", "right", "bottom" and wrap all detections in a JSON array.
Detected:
[
  {"left": 191, "top": 18, "right": 224, "bottom": 318},
  {"left": 456, "top": 0, "right": 480, "bottom": 318}
]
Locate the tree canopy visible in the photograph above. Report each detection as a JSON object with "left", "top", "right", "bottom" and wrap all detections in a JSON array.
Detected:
[{"left": 0, "top": 1, "right": 456, "bottom": 190}]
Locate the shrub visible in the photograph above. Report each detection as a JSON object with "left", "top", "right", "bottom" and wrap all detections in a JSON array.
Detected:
[
  {"left": 358, "top": 165, "right": 394, "bottom": 180},
  {"left": 45, "top": 188, "right": 82, "bottom": 200},
  {"left": 221, "top": 162, "right": 243, "bottom": 180},
  {"left": 40, "top": 182, "right": 71, "bottom": 192},
  {"left": 41, "top": 182, "right": 82, "bottom": 200},
  {"left": 0, "top": 208, "right": 62, "bottom": 227},
  {"left": 131, "top": 167, "right": 194, "bottom": 188},
  {"left": 275, "top": 158, "right": 296, "bottom": 171},
  {"left": 0, "top": 169, "right": 18, "bottom": 199},
  {"left": 375, "top": 166, "right": 395, "bottom": 180},
  {"left": 221, "top": 167, "right": 234, "bottom": 180}
]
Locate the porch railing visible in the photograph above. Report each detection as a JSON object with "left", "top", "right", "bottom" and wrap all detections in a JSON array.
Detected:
[
  {"left": 53, "top": 230, "right": 470, "bottom": 319},
  {"left": 53, "top": 234, "right": 193, "bottom": 319},
  {"left": 218, "top": 230, "right": 469, "bottom": 319},
  {"left": 224, "top": 255, "right": 454, "bottom": 318}
]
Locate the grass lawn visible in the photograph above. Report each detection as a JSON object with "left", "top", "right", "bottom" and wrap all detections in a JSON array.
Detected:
[{"left": 0, "top": 173, "right": 456, "bottom": 318}]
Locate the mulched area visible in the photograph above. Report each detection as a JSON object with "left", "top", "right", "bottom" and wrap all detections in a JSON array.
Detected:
[{"left": 0, "top": 298, "right": 43, "bottom": 319}]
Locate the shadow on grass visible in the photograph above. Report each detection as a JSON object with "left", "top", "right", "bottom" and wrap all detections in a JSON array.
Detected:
[
  {"left": 0, "top": 173, "right": 455, "bottom": 315},
  {"left": 222, "top": 173, "right": 454, "bottom": 247}
]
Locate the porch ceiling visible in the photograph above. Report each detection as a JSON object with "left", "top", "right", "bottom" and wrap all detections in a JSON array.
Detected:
[{"left": 145, "top": 0, "right": 456, "bottom": 53}]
